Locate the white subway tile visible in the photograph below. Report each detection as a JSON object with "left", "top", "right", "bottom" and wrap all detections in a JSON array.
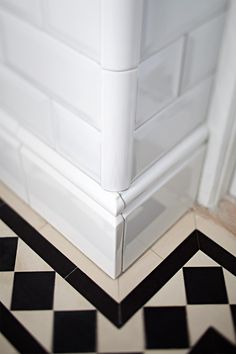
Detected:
[
  {"left": 0, "top": 17, "right": 4, "bottom": 61},
  {"left": 0, "top": 0, "right": 43, "bottom": 26},
  {"left": 0, "top": 104, "right": 18, "bottom": 134},
  {"left": 53, "top": 102, "right": 101, "bottom": 181},
  {"left": 181, "top": 14, "right": 226, "bottom": 92},
  {"left": 0, "top": 64, "right": 54, "bottom": 146},
  {"left": 134, "top": 77, "right": 212, "bottom": 178},
  {"left": 137, "top": 38, "right": 184, "bottom": 126},
  {"left": 0, "top": 111, "right": 27, "bottom": 201},
  {"left": 45, "top": 0, "right": 100, "bottom": 61},
  {"left": 142, "top": 0, "right": 228, "bottom": 59},
  {"left": 1, "top": 11, "right": 101, "bottom": 129}
]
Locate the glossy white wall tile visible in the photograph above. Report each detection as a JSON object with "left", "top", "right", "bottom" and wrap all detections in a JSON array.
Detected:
[
  {"left": 123, "top": 147, "right": 206, "bottom": 270},
  {"left": 0, "top": 17, "right": 4, "bottom": 61},
  {"left": 0, "top": 0, "right": 43, "bottom": 26},
  {"left": 0, "top": 111, "right": 27, "bottom": 201},
  {"left": 0, "top": 10, "right": 101, "bottom": 129},
  {"left": 181, "top": 14, "right": 226, "bottom": 92},
  {"left": 21, "top": 147, "right": 124, "bottom": 278},
  {"left": 0, "top": 64, "right": 54, "bottom": 147},
  {"left": 52, "top": 102, "right": 101, "bottom": 181},
  {"left": 142, "top": 0, "right": 227, "bottom": 60},
  {"left": 133, "top": 78, "right": 212, "bottom": 178},
  {"left": 136, "top": 38, "right": 184, "bottom": 127},
  {"left": 44, "top": 0, "right": 100, "bottom": 61}
]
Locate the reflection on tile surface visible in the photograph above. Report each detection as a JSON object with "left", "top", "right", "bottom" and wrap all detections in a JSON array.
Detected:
[{"left": 0, "top": 200, "right": 236, "bottom": 353}]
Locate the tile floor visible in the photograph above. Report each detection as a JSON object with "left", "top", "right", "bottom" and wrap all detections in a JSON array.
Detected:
[{"left": 0, "top": 185, "right": 236, "bottom": 353}]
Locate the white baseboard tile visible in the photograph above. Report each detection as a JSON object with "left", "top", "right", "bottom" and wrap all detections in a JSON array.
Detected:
[
  {"left": 0, "top": 119, "right": 207, "bottom": 278},
  {"left": 20, "top": 147, "right": 124, "bottom": 279},
  {"left": 0, "top": 111, "right": 28, "bottom": 202},
  {"left": 121, "top": 146, "right": 206, "bottom": 270}
]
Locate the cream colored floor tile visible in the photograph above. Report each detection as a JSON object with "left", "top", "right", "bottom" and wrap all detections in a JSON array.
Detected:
[
  {"left": 223, "top": 269, "right": 236, "bottom": 304},
  {"left": 0, "top": 220, "right": 17, "bottom": 237},
  {"left": 0, "top": 272, "right": 14, "bottom": 308},
  {"left": 187, "top": 305, "right": 235, "bottom": 345},
  {"left": 145, "top": 269, "right": 186, "bottom": 307},
  {"left": 118, "top": 250, "right": 162, "bottom": 300},
  {"left": 152, "top": 212, "right": 195, "bottom": 258},
  {"left": 40, "top": 223, "right": 119, "bottom": 300},
  {"left": 12, "top": 310, "right": 53, "bottom": 352},
  {"left": 15, "top": 238, "right": 53, "bottom": 272},
  {"left": 195, "top": 213, "right": 236, "bottom": 256},
  {"left": 14, "top": 239, "right": 52, "bottom": 272},
  {"left": 0, "top": 333, "right": 19, "bottom": 354},
  {"left": 184, "top": 251, "right": 219, "bottom": 267},
  {"left": 145, "top": 350, "right": 189, "bottom": 354},
  {"left": 97, "top": 310, "right": 144, "bottom": 353},
  {"left": 53, "top": 273, "right": 94, "bottom": 311},
  {"left": 0, "top": 182, "right": 46, "bottom": 231}
]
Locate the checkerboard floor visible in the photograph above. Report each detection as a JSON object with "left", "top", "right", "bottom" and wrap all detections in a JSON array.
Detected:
[{"left": 0, "top": 197, "right": 236, "bottom": 353}]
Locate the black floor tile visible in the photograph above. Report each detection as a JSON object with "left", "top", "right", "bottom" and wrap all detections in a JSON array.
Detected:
[
  {"left": 231, "top": 305, "right": 236, "bottom": 333},
  {"left": 183, "top": 267, "right": 228, "bottom": 304},
  {"left": 144, "top": 306, "right": 189, "bottom": 349},
  {"left": 0, "top": 237, "right": 18, "bottom": 271},
  {"left": 11, "top": 271, "right": 55, "bottom": 310},
  {"left": 189, "top": 327, "right": 236, "bottom": 353},
  {"left": 53, "top": 310, "right": 96, "bottom": 353}
]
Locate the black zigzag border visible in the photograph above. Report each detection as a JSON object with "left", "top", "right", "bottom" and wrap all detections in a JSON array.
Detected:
[{"left": 0, "top": 199, "right": 236, "bottom": 329}]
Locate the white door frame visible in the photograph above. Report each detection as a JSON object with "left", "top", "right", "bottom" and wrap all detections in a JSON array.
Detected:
[{"left": 198, "top": 0, "right": 236, "bottom": 208}]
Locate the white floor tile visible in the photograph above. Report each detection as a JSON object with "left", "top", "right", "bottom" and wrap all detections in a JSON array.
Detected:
[
  {"left": 223, "top": 269, "right": 236, "bottom": 304},
  {"left": 12, "top": 310, "right": 53, "bottom": 352},
  {"left": 0, "top": 220, "right": 17, "bottom": 237},
  {"left": 0, "top": 333, "right": 19, "bottom": 354},
  {"left": 187, "top": 304, "right": 235, "bottom": 345},
  {"left": 184, "top": 250, "right": 219, "bottom": 267},
  {"left": 0, "top": 272, "right": 14, "bottom": 309},
  {"left": 97, "top": 310, "right": 144, "bottom": 353},
  {"left": 14, "top": 239, "right": 52, "bottom": 272},
  {"left": 53, "top": 273, "right": 94, "bottom": 311}
]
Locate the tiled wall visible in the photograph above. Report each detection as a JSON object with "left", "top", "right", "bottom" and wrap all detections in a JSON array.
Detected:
[
  {"left": 0, "top": 0, "right": 101, "bottom": 183},
  {"left": 134, "top": 0, "right": 228, "bottom": 178},
  {"left": 0, "top": 0, "right": 228, "bottom": 188}
]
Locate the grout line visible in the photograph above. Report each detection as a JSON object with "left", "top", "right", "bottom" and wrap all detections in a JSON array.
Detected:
[{"left": 64, "top": 266, "right": 78, "bottom": 280}]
